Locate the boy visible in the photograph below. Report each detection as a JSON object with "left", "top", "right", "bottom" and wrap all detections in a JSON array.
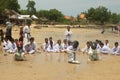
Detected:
[
  {"left": 23, "top": 37, "right": 37, "bottom": 54},
  {"left": 55, "top": 39, "right": 63, "bottom": 52},
  {"left": 81, "top": 41, "right": 91, "bottom": 54},
  {"left": 111, "top": 42, "right": 120, "bottom": 55},
  {"left": 65, "top": 26, "right": 72, "bottom": 41},
  {"left": 99, "top": 42, "right": 111, "bottom": 54},
  {"left": 42, "top": 38, "right": 49, "bottom": 52}
]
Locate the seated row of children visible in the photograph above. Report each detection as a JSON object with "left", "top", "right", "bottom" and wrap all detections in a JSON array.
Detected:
[
  {"left": 81, "top": 40, "right": 120, "bottom": 55},
  {"left": 2, "top": 37, "right": 37, "bottom": 55},
  {"left": 41, "top": 37, "right": 80, "bottom": 53}
]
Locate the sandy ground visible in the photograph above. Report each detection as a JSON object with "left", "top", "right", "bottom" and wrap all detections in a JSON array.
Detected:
[{"left": 0, "top": 25, "right": 120, "bottom": 80}]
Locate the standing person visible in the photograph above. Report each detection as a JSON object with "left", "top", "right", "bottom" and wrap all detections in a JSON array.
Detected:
[
  {"left": 19, "top": 26, "right": 24, "bottom": 42},
  {"left": 65, "top": 26, "right": 73, "bottom": 41},
  {"left": 23, "top": 22, "right": 31, "bottom": 45},
  {"left": 5, "top": 20, "right": 12, "bottom": 40}
]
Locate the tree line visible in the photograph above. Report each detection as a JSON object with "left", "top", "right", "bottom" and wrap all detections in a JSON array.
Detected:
[{"left": 0, "top": 0, "right": 120, "bottom": 25}]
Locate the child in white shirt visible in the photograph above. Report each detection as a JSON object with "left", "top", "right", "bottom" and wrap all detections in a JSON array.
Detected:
[{"left": 111, "top": 42, "right": 120, "bottom": 55}]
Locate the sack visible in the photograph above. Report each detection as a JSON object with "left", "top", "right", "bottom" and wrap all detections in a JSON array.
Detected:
[
  {"left": 89, "top": 50, "right": 99, "bottom": 61},
  {"left": 14, "top": 53, "right": 24, "bottom": 61}
]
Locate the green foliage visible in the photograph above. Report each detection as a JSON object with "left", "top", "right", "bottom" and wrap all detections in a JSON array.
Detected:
[
  {"left": 48, "top": 9, "right": 64, "bottom": 22},
  {"left": 26, "top": 0, "right": 36, "bottom": 15},
  {"left": 36, "top": 10, "right": 49, "bottom": 18},
  {"left": 85, "top": 6, "right": 111, "bottom": 24},
  {"left": 0, "top": 0, "right": 20, "bottom": 17},
  {"left": 7, "top": 0, "right": 20, "bottom": 12},
  {"left": 36, "top": 9, "right": 65, "bottom": 22},
  {"left": 109, "top": 13, "right": 120, "bottom": 24},
  {"left": 0, "top": 0, "right": 20, "bottom": 12}
]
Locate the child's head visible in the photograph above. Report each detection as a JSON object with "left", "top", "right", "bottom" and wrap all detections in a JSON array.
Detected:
[
  {"left": 30, "top": 37, "right": 34, "bottom": 43},
  {"left": 67, "top": 26, "right": 70, "bottom": 31},
  {"left": 72, "top": 41, "right": 79, "bottom": 49},
  {"left": 105, "top": 40, "right": 109, "bottom": 44},
  {"left": 99, "top": 42, "right": 104, "bottom": 48},
  {"left": 57, "top": 39, "right": 61, "bottom": 45},
  {"left": 49, "top": 37, "right": 52, "bottom": 41},
  {"left": 15, "top": 39, "right": 18, "bottom": 42},
  {"left": 86, "top": 41, "right": 90, "bottom": 47},
  {"left": 63, "top": 39, "right": 67, "bottom": 44},
  {"left": 114, "top": 42, "right": 119, "bottom": 47},
  {"left": 95, "top": 39, "right": 99, "bottom": 43},
  {"left": 45, "top": 38, "right": 48, "bottom": 43}
]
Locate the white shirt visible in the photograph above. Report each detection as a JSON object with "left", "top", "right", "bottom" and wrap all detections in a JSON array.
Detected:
[
  {"left": 23, "top": 25, "right": 30, "bottom": 34},
  {"left": 62, "top": 43, "right": 68, "bottom": 50},
  {"left": 112, "top": 46, "right": 120, "bottom": 55},
  {"left": 48, "top": 40, "right": 56, "bottom": 46},
  {"left": 2, "top": 41, "right": 10, "bottom": 51},
  {"left": 8, "top": 42, "right": 17, "bottom": 53},
  {"left": 42, "top": 43, "right": 49, "bottom": 51},
  {"left": 67, "top": 45, "right": 80, "bottom": 52},
  {"left": 47, "top": 45, "right": 56, "bottom": 52},
  {"left": 23, "top": 42, "right": 37, "bottom": 53},
  {"left": 65, "top": 30, "right": 72, "bottom": 41},
  {"left": 104, "top": 43, "right": 110, "bottom": 47},
  {"left": 55, "top": 44, "right": 63, "bottom": 52},
  {"left": 99, "top": 45, "right": 111, "bottom": 54}
]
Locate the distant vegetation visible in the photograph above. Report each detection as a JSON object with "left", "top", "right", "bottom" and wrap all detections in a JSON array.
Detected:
[{"left": 0, "top": 0, "right": 120, "bottom": 25}]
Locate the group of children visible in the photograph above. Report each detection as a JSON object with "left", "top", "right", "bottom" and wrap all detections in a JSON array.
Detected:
[
  {"left": 2, "top": 36, "right": 37, "bottom": 55},
  {"left": 0, "top": 23, "right": 120, "bottom": 63},
  {"left": 42, "top": 37, "right": 80, "bottom": 53},
  {"left": 82, "top": 40, "right": 120, "bottom": 56},
  {"left": 0, "top": 22, "right": 39, "bottom": 60}
]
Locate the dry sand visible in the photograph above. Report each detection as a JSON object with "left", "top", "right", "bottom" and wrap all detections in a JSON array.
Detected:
[{"left": 0, "top": 25, "right": 120, "bottom": 80}]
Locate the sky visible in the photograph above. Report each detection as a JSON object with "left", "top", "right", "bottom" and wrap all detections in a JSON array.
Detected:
[{"left": 18, "top": 0, "right": 120, "bottom": 16}]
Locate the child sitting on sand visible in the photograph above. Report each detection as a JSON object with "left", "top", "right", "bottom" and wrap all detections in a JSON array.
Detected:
[
  {"left": 55, "top": 39, "right": 64, "bottom": 52},
  {"left": 81, "top": 41, "right": 91, "bottom": 54},
  {"left": 111, "top": 42, "right": 120, "bottom": 55},
  {"left": 99, "top": 42, "right": 111, "bottom": 54},
  {"left": 42, "top": 38, "right": 49, "bottom": 52},
  {"left": 23, "top": 37, "right": 37, "bottom": 54}
]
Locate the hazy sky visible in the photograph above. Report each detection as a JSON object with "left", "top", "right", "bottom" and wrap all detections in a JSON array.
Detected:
[{"left": 18, "top": 0, "right": 120, "bottom": 16}]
